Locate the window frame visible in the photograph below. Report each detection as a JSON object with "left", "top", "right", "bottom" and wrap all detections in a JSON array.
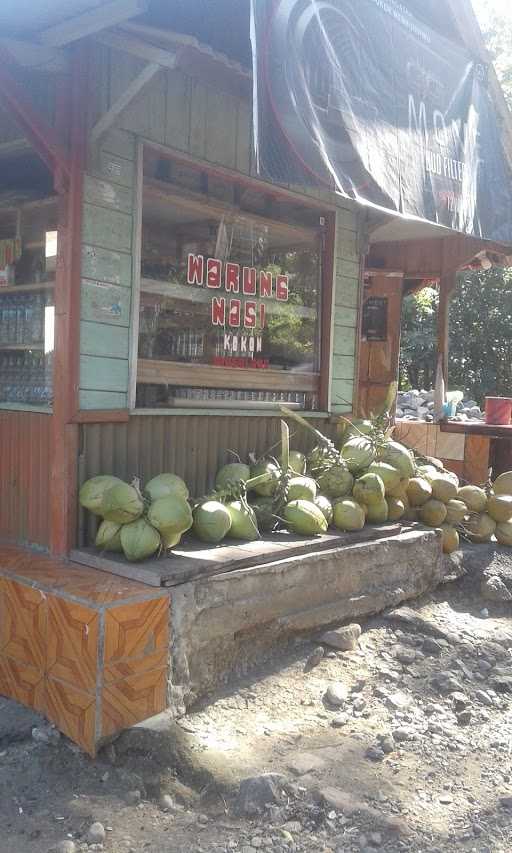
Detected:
[{"left": 130, "top": 141, "right": 335, "bottom": 414}]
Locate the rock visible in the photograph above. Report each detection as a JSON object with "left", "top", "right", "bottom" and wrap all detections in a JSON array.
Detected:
[
  {"left": 235, "top": 774, "right": 287, "bottom": 816},
  {"left": 395, "top": 645, "right": 416, "bottom": 664},
  {"left": 482, "top": 575, "right": 512, "bottom": 603},
  {"left": 325, "top": 683, "right": 348, "bottom": 707},
  {"left": 87, "top": 822, "right": 106, "bottom": 845},
  {"left": 320, "top": 624, "right": 361, "bottom": 651},
  {"left": 475, "top": 689, "right": 494, "bottom": 707},
  {"left": 366, "top": 746, "right": 385, "bottom": 761},
  {"left": 51, "top": 842, "right": 76, "bottom": 853},
  {"left": 125, "top": 790, "right": 141, "bottom": 806},
  {"left": 499, "top": 795, "right": 512, "bottom": 809},
  {"left": 352, "top": 697, "right": 366, "bottom": 713},
  {"left": 317, "top": 787, "right": 409, "bottom": 834},
  {"left": 386, "top": 691, "right": 412, "bottom": 710},
  {"left": 431, "top": 672, "right": 464, "bottom": 695},
  {"left": 281, "top": 821, "right": 302, "bottom": 833},
  {"left": 32, "top": 725, "right": 60, "bottom": 746},
  {"left": 305, "top": 646, "right": 325, "bottom": 670},
  {"left": 480, "top": 608, "right": 490, "bottom": 618},
  {"left": 457, "top": 710, "right": 472, "bottom": 726},
  {"left": 159, "top": 794, "right": 175, "bottom": 812},
  {"left": 491, "top": 675, "right": 512, "bottom": 694},
  {"left": 451, "top": 692, "right": 469, "bottom": 711},
  {"left": 331, "top": 714, "right": 350, "bottom": 728},
  {"left": 392, "top": 726, "right": 412, "bottom": 742},
  {"left": 286, "top": 751, "right": 326, "bottom": 776},
  {"left": 378, "top": 734, "right": 395, "bottom": 754}
]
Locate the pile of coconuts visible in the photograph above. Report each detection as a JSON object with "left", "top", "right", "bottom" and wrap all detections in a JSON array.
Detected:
[{"left": 79, "top": 410, "right": 512, "bottom": 562}]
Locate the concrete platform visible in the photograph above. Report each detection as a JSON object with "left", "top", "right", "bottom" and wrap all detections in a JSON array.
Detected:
[{"left": 168, "top": 527, "right": 444, "bottom": 711}]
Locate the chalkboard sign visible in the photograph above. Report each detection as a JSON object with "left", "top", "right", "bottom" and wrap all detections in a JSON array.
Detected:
[{"left": 362, "top": 297, "right": 388, "bottom": 341}]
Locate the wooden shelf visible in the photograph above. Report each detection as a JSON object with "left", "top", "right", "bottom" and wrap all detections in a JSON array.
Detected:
[
  {"left": 0, "top": 342, "right": 44, "bottom": 352},
  {"left": 0, "top": 280, "right": 55, "bottom": 295},
  {"left": 138, "top": 359, "right": 319, "bottom": 393},
  {"left": 440, "top": 421, "right": 512, "bottom": 439}
]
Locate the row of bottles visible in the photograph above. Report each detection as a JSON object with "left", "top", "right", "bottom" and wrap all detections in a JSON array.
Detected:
[
  {"left": 0, "top": 292, "right": 48, "bottom": 346},
  {"left": 0, "top": 351, "right": 53, "bottom": 406}
]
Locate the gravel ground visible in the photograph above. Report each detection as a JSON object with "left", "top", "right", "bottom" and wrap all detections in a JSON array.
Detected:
[{"left": 1, "top": 548, "right": 511, "bottom": 853}]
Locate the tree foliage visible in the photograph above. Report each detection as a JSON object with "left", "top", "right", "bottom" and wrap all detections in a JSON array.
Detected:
[{"left": 475, "top": 2, "right": 512, "bottom": 107}]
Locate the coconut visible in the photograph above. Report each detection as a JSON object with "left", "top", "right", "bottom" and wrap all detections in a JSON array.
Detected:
[
  {"left": 306, "top": 445, "right": 329, "bottom": 473},
  {"left": 445, "top": 499, "right": 468, "bottom": 525},
  {"left": 464, "top": 512, "right": 496, "bottom": 544},
  {"left": 487, "top": 494, "right": 512, "bottom": 523},
  {"left": 492, "top": 471, "right": 512, "bottom": 496},
  {"left": 352, "top": 473, "right": 385, "bottom": 506},
  {"left": 333, "top": 499, "right": 366, "bottom": 532},
  {"left": 315, "top": 495, "right": 334, "bottom": 526},
  {"left": 102, "top": 482, "right": 144, "bottom": 525},
  {"left": 287, "top": 450, "right": 307, "bottom": 475},
  {"left": 147, "top": 495, "right": 193, "bottom": 549},
  {"left": 386, "top": 497, "right": 406, "bottom": 522},
  {"left": 287, "top": 476, "right": 317, "bottom": 502},
  {"left": 341, "top": 436, "right": 376, "bottom": 473},
  {"left": 120, "top": 518, "right": 161, "bottom": 562},
  {"left": 419, "top": 499, "right": 448, "bottom": 527},
  {"left": 145, "top": 473, "right": 189, "bottom": 502},
  {"left": 343, "top": 418, "right": 374, "bottom": 440},
  {"left": 458, "top": 485, "right": 488, "bottom": 513},
  {"left": 79, "top": 475, "right": 123, "bottom": 516},
  {"left": 215, "top": 463, "right": 251, "bottom": 491},
  {"left": 378, "top": 440, "right": 415, "bottom": 480},
  {"left": 317, "top": 465, "right": 354, "bottom": 499},
  {"left": 250, "top": 461, "right": 280, "bottom": 496},
  {"left": 225, "top": 500, "right": 260, "bottom": 541},
  {"left": 366, "top": 498, "right": 389, "bottom": 524},
  {"left": 429, "top": 473, "right": 459, "bottom": 503},
  {"left": 406, "top": 477, "right": 432, "bottom": 507},
  {"left": 495, "top": 521, "right": 512, "bottom": 546},
  {"left": 284, "top": 500, "right": 328, "bottom": 536},
  {"left": 404, "top": 506, "right": 419, "bottom": 522},
  {"left": 193, "top": 501, "right": 232, "bottom": 544},
  {"left": 367, "top": 461, "right": 401, "bottom": 494},
  {"left": 441, "top": 524, "right": 460, "bottom": 554},
  {"left": 416, "top": 464, "right": 439, "bottom": 481},
  {"left": 387, "top": 478, "right": 410, "bottom": 500},
  {"left": 95, "top": 520, "right": 123, "bottom": 552},
  {"left": 250, "top": 496, "right": 276, "bottom": 532}
]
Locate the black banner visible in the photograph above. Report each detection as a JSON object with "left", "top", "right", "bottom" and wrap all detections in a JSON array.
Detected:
[{"left": 251, "top": 0, "right": 512, "bottom": 243}]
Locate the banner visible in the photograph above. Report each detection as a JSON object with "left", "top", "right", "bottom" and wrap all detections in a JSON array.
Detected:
[{"left": 251, "top": 0, "right": 512, "bottom": 243}]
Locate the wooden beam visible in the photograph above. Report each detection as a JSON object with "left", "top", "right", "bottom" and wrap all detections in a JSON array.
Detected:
[
  {"left": 0, "top": 38, "right": 65, "bottom": 72},
  {"left": 96, "top": 29, "right": 180, "bottom": 71},
  {"left": 91, "top": 62, "right": 160, "bottom": 145},
  {"left": 40, "top": 0, "right": 149, "bottom": 48},
  {"left": 138, "top": 360, "right": 319, "bottom": 393}
]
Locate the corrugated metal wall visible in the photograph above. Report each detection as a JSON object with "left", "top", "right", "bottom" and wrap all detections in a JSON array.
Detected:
[
  {"left": 79, "top": 414, "right": 339, "bottom": 543},
  {"left": 0, "top": 412, "right": 52, "bottom": 549}
]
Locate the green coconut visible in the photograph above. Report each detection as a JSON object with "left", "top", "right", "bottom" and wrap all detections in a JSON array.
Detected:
[
  {"left": 250, "top": 496, "right": 276, "bottom": 532},
  {"left": 429, "top": 473, "right": 459, "bottom": 503},
  {"left": 445, "top": 499, "right": 468, "bottom": 525},
  {"left": 95, "top": 520, "right": 123, "bottom": 553},
  {"left": 79, "top": 475, "right": 124, "bottom": 516},
  {"left": 284, "top": 500, "right": 328, "bottom": 536},
  {"left": 287, "top": 476, "right": 317, "bottom": 502},
  {"left": 416, "top": 464, "right": 439, "bottom": 481},
  {"left": 378, "top": 440, "right": 415, "bottom": 480},
  {"left": 386, "top": 497, "right": 406, "bottom": 522},
  {"left": 495, "top": 521, "right": 512, "bottom": 546},
  {"left": 315, "top": 495, "right": 334, "bottom": 526},
  {"left": 225, "top": 500, "right": 260, "bottom": 541},
  {"left": 493, "top": 471, "right": 512, "bottom": 496},
  {"left": 120, "top": 517, "right": 161, "bottom": 562},
  {"left": 441, "top": 524, "right": 460, "bottom": 554},
  {"left": 287, "top": 450, "right": 307, "bottom": 475},
  {"left": 102, "top": 482, "right": 144, "bottom": 525},
  {"left": 487, "top": 494, "right": 512, "bottom": 523},
  {"left": 353, "top": 473, "right": 386, "bottom": 506},
  {"left": 367, "top": 461, "right": 401, "bottom": 494},
  {"left": 192, "top": 501, "right": 232, "bottom": 544},
  {"left": 250, "top": 460, "right": 281, "bottom": 496},
  {"left": 215, "top": 463, "right": 251, "bottom": 491},
  {"left": 406, "top": 477, "right": 433, "bottom": 507},
  {"left": 145, "top": 473, "right": 189, "bottom": 502},
  {"left": 464, "top": 512, "right": 496, "bottom": 544},
  {"left": 387, "top": 478, "right": 410, "bottom": 501},
  {"left": 333, "top": 499, "right": 366, "bottom": 532},
  {"left": 343, "top": 418, "right": 374, "bottom": 440},
  {"left": 317, "top": 465, "right": 354, "bottom": 499},
  {"left": 147, "top": 495, "right": 193, "bottom": 549},
  {"left": 419, "top": 499, "right": 448, "bottom": 527},
  {"left": 306, "top": 445, "right": 329, "bottom": 473},
  {"left": 458, "top": 485, "right": 488, "bottom": 513},
  {"left": 366, "top": 498, "right": 389, "bottom": 524},
  {"left": 341, "top": 436, "right": 376, "bottom": 473}
]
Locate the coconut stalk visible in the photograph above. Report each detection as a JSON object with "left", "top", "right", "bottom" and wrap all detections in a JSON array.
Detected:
[{"left": 280, "top": 405, "right": 347, "bottom": 476}]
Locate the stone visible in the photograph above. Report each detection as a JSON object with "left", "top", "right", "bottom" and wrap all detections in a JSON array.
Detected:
[
  {"left": 87, "top": 822, "right": 106, "bottom": 845},
  {"left": 457, "top": 710, "right": 472, "bottom": 726},
  {"left": 366, "top": 746, "right": 385, "bottom": 761},
  {"left": 325, "top": 683, "right": 349, "bottom": 707},
  {"left": 352, "top": 697, "right": 366, "bottom": 713},
  {"left": 281, "top": 821, "right": 302, "bottom": 833},
  {"left": 235, "top": 774, "right": 287, "bottom": 816},
  {"left": 475, "top": 689, "right": 493, "bottom": 707},
  {"left": 32, "top": 725, "right": 60, "bottom": 746},
  {"left": 431, "top": 672, "right": 464, "bottom": 695},
  {"left": 331, "top": 714, "right": 350, "bottom": 728},
  {"left": 321, "top": 624, "right": 362, "bottom": 652},
  {"left": 395, "top": 645, "right": 417, "bottom": 664},
  {"left": 305, "top": 646, "right": 325, "bottom": 670},
  {"left": 286, "top": 752, "right": 327, "bottom": 776},
  {"left": 317, "top": 787, "right": 409, "bottom": 835},
  {"left": 386, "top": 691, "right": 412, "bottom": 710},
  {"left": 499, "top": 795, "right": 512, "bottom": 809},
  {"left": 451, "top": 692, "right": 470, "bottom": 712},
  {"left": 159, "top": 794, "right": 175, "bottom": 812},
  {"left": 491, "top": 675, "right": 512, "bottom": 694},
  {"left": 125, "top": 790, "right": 141, "bottom": 806},
  {"left": 51, "top": 842, "right": 76, "bottom": 853},
  {"left": 379, "top": 735, "right": 395, "bottom": 754},
  {"left": 481, "top": 576, "right": 512, "bottom": 603},
  {"left": 392, "top": 727, "right": 411, "bottom": 742}
]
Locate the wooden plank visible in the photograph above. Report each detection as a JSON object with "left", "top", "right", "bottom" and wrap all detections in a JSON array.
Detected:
[
  {"left": 128, "top": 142, "right": 144, "bottom": 409},
  {"left": 236, "top": 97, "right": 251, "bottom": 174},
  {"left": 81, "top": 279, "right": 132, "bottom": 326},
  {"left": 91, "top": 62, "right": 160, "bottom": 145},
  {"left": 188, "top": 79, "right": 207, "bottom": 158},
  {"left": 80, "top": 355, "right": 129, "bottom": 392},
  {"left": 333, "top": 306, "right": 358, "bottom": 327},
  {"left": 165, "top": 70, "right": 190, "bottom": 151},
  {"left": 205, "top": 89, "right": 238, "bottom": 169},
  {"left": 336, "top": 259, "right": 360, "bottom": 280},
  {"left": 138, "top": 359, "right": 319, "bottom": 392},
  {"left": 332, "top": 355, "right": 355, "bottom": 381},
  {"left": 440, "top": 421, "right": 512, "bottom": 437},
  {"left": 96, "top": 150, "right": 135, "bottom": 187},
  {"left": 84, "top": 174, "right": 133, "bottom": 213},
  {"left": 335, "top": 275, "right": 359, "bottom": 309},
  {"left": 80, "top": 321, "right": 130, "bottom": 359},
  {"left": 82, "top": 244, "right": 132, "bottom": 286},
  {"left": 82, "top": 203, "right": 132, "bottom": 252},
  {"left": 332, "top": 324, "right": 356, "bottom": 356},
  {"left": 101, "top": 128, "right": 136, "bottom": 161},
  {"left": 79, "top": 389, "right": 128, "bottom": 410},
  {"left": 70, "top": 524, "right": 402, "bottom": 587},
  {"left": 331, "top": 379, "right": 355, "bottom": 411}
]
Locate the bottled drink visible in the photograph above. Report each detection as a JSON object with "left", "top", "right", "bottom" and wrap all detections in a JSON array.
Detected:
[{"left": 16, "top": 294, "right": 26, "bottom": 344}]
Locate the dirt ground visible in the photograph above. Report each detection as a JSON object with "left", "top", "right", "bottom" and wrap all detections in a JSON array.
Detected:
[{"left": 1, "top": 547, "right": 512, "bottom": 853}]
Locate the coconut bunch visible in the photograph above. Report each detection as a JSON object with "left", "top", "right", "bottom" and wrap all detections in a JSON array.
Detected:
[{"left": 79, "top": 473, "right": 193, "bottom": 561}]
